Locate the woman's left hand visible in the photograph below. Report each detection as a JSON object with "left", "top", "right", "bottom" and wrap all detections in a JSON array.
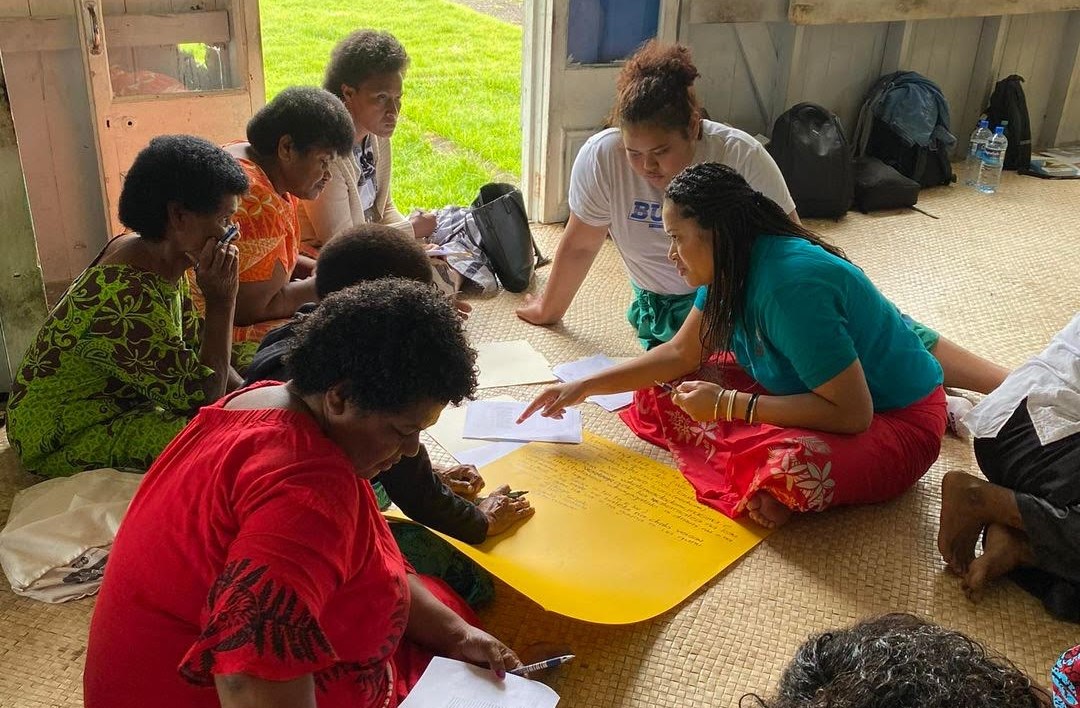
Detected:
[
  {"left": 448, "top": 626, "right": 522, "bottom": 679},
  {"left": 671, "top": 380, "right": 724, "bottom": 422},
  {"left": 436, "top": 464, "right": 484, "bottom": 497}
]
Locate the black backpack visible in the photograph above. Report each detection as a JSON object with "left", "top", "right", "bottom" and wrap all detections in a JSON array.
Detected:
[
  {"left": 985, "top": 75, "right": 1032, "bottom": 172},
  {"left": 768, "top": 103, "right": 853, "bottom": 218},
  {"left": 852, "top": 71, "right": 955, "bottom": 188}
]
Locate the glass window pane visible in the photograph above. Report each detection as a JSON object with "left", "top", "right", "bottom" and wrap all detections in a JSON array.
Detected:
[
  {"left": 104, "top": 5, "right": 240, "bottom": 97},
  {"left": 567, "top": 0, "right": 660, "bottom": 65},
  {"left": 110, "top": 42, "right": 239, "bottom": 96}
]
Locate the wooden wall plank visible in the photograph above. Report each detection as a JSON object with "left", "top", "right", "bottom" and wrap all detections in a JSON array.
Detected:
[
  {"left": 1042, "top": 11, "right": 1080, "bottom": 145},
  {"left": 0, "top": 51, "right": 49, "bottom": 390},
  {"left": 900, "top": 17, "right": 983, "bottom": 140},
  {"left": 691, "top": 0, "right": 787, "bottom": 24},
  {"left": 879, "top": 20, "right": 912, "bottom": 76},
  {"left": 998, "top": 12, "right": 1069, "bottom": 146},
  {"left": 788, "top": 22, "right": 889, "bottom": 131},
  {"left": 956, "top": 16, "right": 1009, "bottom": 152},
  {"left": 0, "top": 12, "right": 231, "bottom": 54},
  {"left": 42, "top": 43, "right": 110, "bottom": 279},
  {"left": 689, "top": 22, "right": 740, "bottom": 123},
  {"left": 788, "top": 0, "right": 1080, "bottom": 25},
  {"left": 3, "top": 52, "right": 68, "bottom": 286},
  {"left": 107, "top": 10, "right": 230, "bottom": 46},
  {"left": 734, "top": 23, "right": 778, "bottom": 130}
]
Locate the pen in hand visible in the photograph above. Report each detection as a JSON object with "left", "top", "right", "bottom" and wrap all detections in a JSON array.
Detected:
[{"left": 508, "top": 654, "right": 575, "bottom": 676}]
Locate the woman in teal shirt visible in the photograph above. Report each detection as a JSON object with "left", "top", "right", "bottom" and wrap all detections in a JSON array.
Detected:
[{"left": 521, "top": 163, "right": 947, "bottom": 529}]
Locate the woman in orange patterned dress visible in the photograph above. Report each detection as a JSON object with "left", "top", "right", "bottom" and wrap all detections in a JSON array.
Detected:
[{"left": 201, "top": 86, "right": 355, "bottom": 371}]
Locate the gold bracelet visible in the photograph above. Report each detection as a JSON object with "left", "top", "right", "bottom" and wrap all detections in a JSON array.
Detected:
[
  {"left": 725, "top": 389, "right": 738, "bottom": 422},
  {"left": 713, "top": 388, "right": 724, "bottom": 421}
]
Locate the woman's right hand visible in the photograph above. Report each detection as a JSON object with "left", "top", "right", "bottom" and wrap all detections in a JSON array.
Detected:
[
  {"left": 477, "top": 485, "right": 535, "bottom": 536},
  {"left": 409, "top": 210, "right": 438, "bottom": 240},
  {"left": 517, "top": 381, "right": 589, "bottom": 422},
  {"left": 195, "top": 238, "right": 240, "bottom": 307}
]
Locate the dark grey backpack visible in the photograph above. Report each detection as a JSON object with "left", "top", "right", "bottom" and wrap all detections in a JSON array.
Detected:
[{"left": 768, "top": 103, "right": 853, "bottom": 218}]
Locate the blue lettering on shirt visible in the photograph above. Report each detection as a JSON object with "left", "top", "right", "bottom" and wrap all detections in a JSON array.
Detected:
[{"left": 629, "top": 200, "right": 664, "bottom": 229}]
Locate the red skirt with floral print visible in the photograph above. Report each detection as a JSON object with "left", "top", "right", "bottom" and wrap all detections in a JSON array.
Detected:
[{"left": 620, "top": 356, "right": 946, "bottom": 518}]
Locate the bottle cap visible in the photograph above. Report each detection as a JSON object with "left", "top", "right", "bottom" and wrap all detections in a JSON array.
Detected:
[
  {"left": 995, "top": 126, "right": 1005, "bottom": 134},
  {"left": 979, "top": 119, "right": 989, "bottom": 128}
]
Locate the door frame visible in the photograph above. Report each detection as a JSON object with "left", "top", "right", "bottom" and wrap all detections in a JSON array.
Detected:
[{"left": 521, "top": 0, "right": 684, "bottom": 223}]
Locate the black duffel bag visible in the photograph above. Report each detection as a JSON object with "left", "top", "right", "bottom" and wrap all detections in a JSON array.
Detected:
[
  {"left": 852, "top": 156, "right": 920, "bottom": 213},
  {"left": 470, "top": 183, "right": 548, "bottom": 293}
]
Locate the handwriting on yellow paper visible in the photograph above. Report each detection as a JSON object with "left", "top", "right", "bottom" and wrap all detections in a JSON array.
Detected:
[{"left": 387, "top": 432, "right": 771, "bottom": 624}]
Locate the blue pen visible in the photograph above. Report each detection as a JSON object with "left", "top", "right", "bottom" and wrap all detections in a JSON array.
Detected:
[{"left": 508, "top": 654, "right": 575, "bottom": 676}]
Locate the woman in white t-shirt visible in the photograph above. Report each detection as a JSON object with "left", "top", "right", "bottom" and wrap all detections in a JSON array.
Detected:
[{"left": 516, "top": 40, "right": 1008, "bottom": 396}]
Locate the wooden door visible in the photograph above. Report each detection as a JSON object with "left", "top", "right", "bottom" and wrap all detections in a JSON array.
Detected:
[
  {"left": 522, "top": 0, "right": 682, "bottom": 223},
  {"left": 73, "top": 0, "right": 266, "bottom": 235}
]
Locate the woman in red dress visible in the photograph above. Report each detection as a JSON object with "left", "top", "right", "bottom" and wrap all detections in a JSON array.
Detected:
[{"left": 84, "top": 279, "right": 528, "bottom": 707}]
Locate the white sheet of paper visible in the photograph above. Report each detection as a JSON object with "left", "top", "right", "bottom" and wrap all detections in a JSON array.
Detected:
[
  {"left": 551, "top": 355, "right": 633, "bottom": 412},
  {"left": 400, "top": 657, "right": 560, "bottom": 708},
  {"left": 454, "top": 441, "right": 527, "bottom": 468},
  {"left": 427, "top": 396, "right": 526, "bottom": 467},
  {"left": 475, "top": 341, "right": 556, "bottom": 389},
  {"left": 463, "top": 401, "right": 582, "bottom": 444}
]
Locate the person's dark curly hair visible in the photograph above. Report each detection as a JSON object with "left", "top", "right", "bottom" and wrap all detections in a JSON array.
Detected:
[
  {"left": 610, "top": 40, "right": 702, "bottom": 135},
  {"left": 315, "top": 223, "right": 433, "bottom": 299},
  {"left": 118, "top": 135, "right": 249, "bottom": 242},
  {"left": 247, "top": 86, "right": 354, "bottom": 159},
  {"left": 323, "top": 29, "right": 409, "bottom": 99},
  {"left": 666, "top": 162, "right": 847, "bottom": 358},
  {"left": 286, "top": 279, "right": 476, "bottom": 413},
  {"left": 743, "top": 614, "right": 1049, "bottom": 708}
]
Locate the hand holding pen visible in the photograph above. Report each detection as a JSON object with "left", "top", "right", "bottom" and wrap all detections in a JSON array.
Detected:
[
  {"left": 508, "top": 654, "right": 575, "bottom": 676},
  {"left": 476, "top": 485, "right": 534, "bottom": 536}
]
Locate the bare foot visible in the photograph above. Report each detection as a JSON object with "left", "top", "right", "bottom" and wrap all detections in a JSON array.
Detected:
[
  {"left": 962, "top": 522, "right": 1034, "bottom": 602},
  {"left": 746, "top": 491, "right": 793, "bottom": 529},
  {"left": 938, "top": 471, "right": 992, "bottom": 575}
]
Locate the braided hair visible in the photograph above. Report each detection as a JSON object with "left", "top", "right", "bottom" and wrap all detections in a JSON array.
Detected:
[
  {"left": 610, "top": 41, "right": 702, "bottom": 135},
  {"left": 665, "top": 162, "right": 848, "bottom": 356}
]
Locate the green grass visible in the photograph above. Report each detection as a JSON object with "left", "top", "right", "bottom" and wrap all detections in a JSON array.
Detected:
[{"left": 260, "top": 0, "right": 523, "bottom": 208}]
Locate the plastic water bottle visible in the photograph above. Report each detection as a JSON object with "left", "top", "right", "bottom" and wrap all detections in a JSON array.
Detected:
[
  {"left": 975, "top": 126, "right": 1008, "bottom": 194},
  {"left": 964, "top": 119, "right": 992, "bottom": 186}
]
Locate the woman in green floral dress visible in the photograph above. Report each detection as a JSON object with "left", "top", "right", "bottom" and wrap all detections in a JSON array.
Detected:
[{"left": 6, "top": 135, "right": 249, "bottom": 477}]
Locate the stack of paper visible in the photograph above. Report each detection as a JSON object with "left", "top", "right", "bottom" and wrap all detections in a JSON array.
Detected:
[
  {"left": 551, "top": 355, "right": 633, "bottom": 412},
  {"left": 463, "top": 401, "right": 582, "bottom": 444}
]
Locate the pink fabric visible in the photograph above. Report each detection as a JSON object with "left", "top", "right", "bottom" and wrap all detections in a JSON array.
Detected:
[{"left": 620, "top": 356, "right": 946, "bottom": 518}]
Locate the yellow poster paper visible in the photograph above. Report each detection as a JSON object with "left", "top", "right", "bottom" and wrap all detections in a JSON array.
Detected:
[{"left": 389, "top": 433, "right": 771, "bottom": 624}]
